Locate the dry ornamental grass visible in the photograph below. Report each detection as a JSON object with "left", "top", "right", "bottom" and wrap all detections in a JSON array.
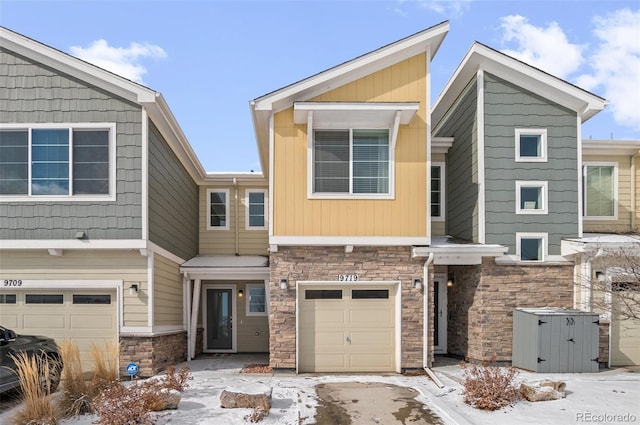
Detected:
[{"left": 461, "top": 357, "right": 520, "bottom": 411}]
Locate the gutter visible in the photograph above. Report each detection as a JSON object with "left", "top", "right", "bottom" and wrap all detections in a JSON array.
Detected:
[{"left": 422, "top": 252, "right": 444, "bottom": 388}]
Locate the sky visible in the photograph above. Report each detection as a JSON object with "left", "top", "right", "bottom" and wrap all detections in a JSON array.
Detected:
[{"left": 1, "top": 0, "right": 639, "bottom": 173}]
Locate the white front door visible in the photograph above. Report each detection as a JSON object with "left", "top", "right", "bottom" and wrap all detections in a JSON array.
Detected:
[{"left": 433, "top": 275, "right": 447, "bottom": 354}]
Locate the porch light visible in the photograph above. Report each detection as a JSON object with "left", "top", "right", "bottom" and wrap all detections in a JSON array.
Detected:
[
  {"left": 238, "top": 289, "right": 244, "bottom": 297},
  {"left": 279, "top": 278, "right": 288, "bottom": 290},
  {"left": 129, "top": 284, "right": 139, "bottom": 295},
  {"left": 413, "top": 277, "right": 422, "bottom": 290},
  {"left": 595, "top": 271, "right": 605, "bottom": 282},
  {"left": 447, "top": 277, "right": 454, "bottom": 287}
]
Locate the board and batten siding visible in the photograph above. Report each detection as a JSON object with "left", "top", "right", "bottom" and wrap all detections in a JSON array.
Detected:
[
  {"left": 272, "top": 54, "right": 428, "bottom": 238},
  {"left": 483, "top": 73, "right": 579, "bottom": 255},
  {"left": 198, "top": 185, "right": 269, "bottom": 256},
  {"left": 147, "top": 121, "right": 199, "bottom": 260},
  {"left": 434, "top": 79, "right": 479, "bottom": 242},
  {"left": 0, "top": 250, "right": 148, "bottom": 327},
  {"left": 583, "top": 154, "right": 635, "bottom": 233},
  {"left": 0, "top": 48, "right": 143, "bottom": 240},
  {"left": 153, "top": 253, "right": 183, "bottom": 326}
]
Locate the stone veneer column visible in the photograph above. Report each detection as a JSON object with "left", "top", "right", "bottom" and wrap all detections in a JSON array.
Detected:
[
  {"left": 269, "top": 246, "right": 430, "bottom": 370},
  {"left": 120, "top": 331, "right": 187, "bottom": 377},
  {"left": 447, "top": 258, "right": 574, "bottom": 362}
]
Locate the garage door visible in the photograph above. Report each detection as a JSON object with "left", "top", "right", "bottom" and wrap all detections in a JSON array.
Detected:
[
  {"left": 0, "top": 289, "right": 117, "bottom": 370},
  {"left": 298, "top": 284, "right": 396, "bottom": 373},
  {"left": 611, "top": 290, "right": 640, "bottom": 366}
]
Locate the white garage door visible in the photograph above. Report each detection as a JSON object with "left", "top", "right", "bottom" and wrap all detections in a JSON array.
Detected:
[
  {"left": 0, "top": 289, "right": 117, "bottom": 370},
  {"left": 611, "top": 290, "right": 640, "bottom": 366},
  {"left": 298, "top": 284, "right": 396, "bottom": 373}
]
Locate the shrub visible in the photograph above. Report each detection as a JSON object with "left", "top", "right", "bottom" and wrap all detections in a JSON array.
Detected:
[
  {"left": 460, "top": 357, "right": 520, "bottom": 411},
  {"left": 9, "top": 351, "right": 60, "bottom": 425},
  {"left": 58, "top": 341, "right": 92, "bottom": 417}
]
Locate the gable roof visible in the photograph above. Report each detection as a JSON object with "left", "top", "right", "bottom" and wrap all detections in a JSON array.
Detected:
[
  {"left": 432, "top": 41, "right": 607, "bottom": 130},
  {"left": 0, "top": 26, "right": 207, "bottom": 182},
  {"left": 250, "top": 21, "right": 450, "bottom": 175}
]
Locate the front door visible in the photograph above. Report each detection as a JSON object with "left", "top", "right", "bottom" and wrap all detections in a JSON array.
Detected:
[
  {"left": 205, "top": 287, "right": 235, "bottom": 351},
  {"left": 433, "top": 276, "right": 448, "bottom": 354}
]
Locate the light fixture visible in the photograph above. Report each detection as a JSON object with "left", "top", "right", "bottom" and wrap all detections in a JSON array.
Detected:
[
  {"left": 129, "top": 284, "right": 139, "bottom": 295},
  {"left": 238, "top": 289, "right": 244, "bottom": 297},
  {"left": 447, "top": 276, "right": 454, "bottom": 287},
  {"left": 75, "top": 231, "right": 86, "bottom": 239},
  {"left": 595, "top": 271, "right": 605, "bottom": 282},
  {"left": 413, "top": 277, "right": 422, "bottom": 290},
  {"left": 279, "top": 278, "right": 288, "bottom": 290}
]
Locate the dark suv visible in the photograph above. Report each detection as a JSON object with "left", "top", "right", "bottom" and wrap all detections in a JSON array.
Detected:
[{"left": 0, "top": 325, "right": 62, "bottom": 393}]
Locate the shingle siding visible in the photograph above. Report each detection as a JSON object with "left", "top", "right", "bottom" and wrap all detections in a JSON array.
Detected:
[
  {"left": 147, "top": 121, "right": 198, "bottom": 260},
  {"left": 483, "top": 73, "right": 579, "bottom": 255},
  {"left": 435, "top": 79, "right": 479, "bottom": 242},
  {"left": 0, "top": 48, "right": 143, "bottom": 240}
]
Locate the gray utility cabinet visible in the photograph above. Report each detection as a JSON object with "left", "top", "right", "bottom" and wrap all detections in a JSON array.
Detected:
[{"left": 512, "top": 307, "right": 600, "bottom": 373}]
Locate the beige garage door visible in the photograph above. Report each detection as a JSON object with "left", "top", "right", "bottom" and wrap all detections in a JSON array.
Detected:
[
  {"left": 298, "top": 285, "right": 396, "bottom": 373},
  {"left": 0, "top": 289, "right": 117, "bottom": 370},
  {"left": 611, "top": 290, "right": 640, "bottom": 366}
]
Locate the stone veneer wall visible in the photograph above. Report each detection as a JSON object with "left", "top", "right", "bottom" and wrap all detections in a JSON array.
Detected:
[
  {"left": 269, "top": 246, "right": 431, "bottom": 370},
  {"left": 599, "top": 320, "right": 610, "bottom": 367},
  {"left": 447, "top": 258, "right": 573, "bottom": 362},
  {"left": 120, "top": 331, "right": 187, "bottom": 377}
]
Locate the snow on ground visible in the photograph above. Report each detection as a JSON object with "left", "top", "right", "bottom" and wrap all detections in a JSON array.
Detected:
[{"left": 1, "top": 354, "right": 638, "bottom": 425}]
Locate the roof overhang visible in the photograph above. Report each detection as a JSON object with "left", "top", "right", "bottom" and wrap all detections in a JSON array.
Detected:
[
  {"left": 433, "top": 42, "right": 608, "bottom": 131},
  {"left": 251, "top": 21, "right": 450, "bottom": 175},
  {"left": 412, "top": 237, "right": 508, "bottom": 265},
  {"left": 180, "top": 255, "right": 270, "bottom": 279},
  {"left": 293, "top": 102, "right": 419, "bottom": 128},
  {"left": 561, "top": 233, "right": 640, "bottom": 257},
  {"left": 582, "top": 139, "right": 640, "bottom": 156}
]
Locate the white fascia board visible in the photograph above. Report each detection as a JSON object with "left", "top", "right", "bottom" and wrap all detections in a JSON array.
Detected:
[
  {"left": 253, "top": 22, "right": 449, "bottom": 113},
  {"left": 433, "top": 42, "right": 607, "bottom": 128},
  {"left": 270, "top": 236, "right": 431, "bottom": 246},
  {"left": 412, "top": 244, "right": 508, "bottom": 258},
  {"left": 203, "top": 172, "right": 267, "bottom": 184},
  {"left": 582, "top": 139, "right": 640, "bottom": 156},
  {"left": 293, "top": 102, "right": 419, "bottom": 127},
  {"left": 0, "top": 27, "right": 156, "bottom": 104},
  {"left": 1, "top": 239, "right": 147, "bottom": 250},
  {"left": 177, "top": 268, "right": 270, "bottom": 280}
]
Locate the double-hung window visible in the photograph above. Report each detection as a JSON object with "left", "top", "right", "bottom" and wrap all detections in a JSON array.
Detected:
[
  {"left": 207, "top": 189, "right": 229, "bottom": 230},
  {"left": 515, "top": 181, "right": 548, "bottom": 214},
  {"left": 313, "top": 129, "right": 390, "bottom": 196},
  {"left": 246, "top": 189, "right": 266, "bottom": 230},
  {"left": 515, "top": 128, "right": 547, "bottom": 162},
  {"left": 246, "top": 284, "right": 266, "bottom": 316},
  {"left": 431, "top": 163, "right": 445, "bottom": 220},
  {"left": 583, "top": 163, "right": 617, "bottom": 219},
  {"left": 0, "top": 124, "right": 114, "bottom": 200},
  {"left": 516, "top": 232, "right": 547, "bottom": 262}
]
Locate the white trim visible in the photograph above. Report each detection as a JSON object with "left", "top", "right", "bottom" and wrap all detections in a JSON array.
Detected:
[
  {"left": 268, "top": 114, "right": 275, "bottom": 237},
  {"left": 431, "top": 162, "right": 446, "bottom": 221},
  {"left": 295, "top": 280, "right": 402, "bottom": 374},
  {"left": 477, "top": 70, "right": 486, "bottom": 244},
  {"left": 582, "top": 139, "right": 640, "bottom": 156},
  {"left": 516, "top": 232, "right": 548, "bottom": 262},
  {"left": 583, "top": 162, "right": 618, "bottom": 220},
  {"left": 577, "top": 121, "right": 583, "bottom": 237},
  {"left": 426, "top": 47, "right": 432, "bottom": 240},
  {"left": 146, "top": 241, "right": 186, "bottom": 265},
  {"left": 495, "top": 254, "right": 570, "bottom": 265},
  {"left": 206, "top": 188, "right": 231, "bottom": 230},
  {"left": 147, "top": 252, "right": 154, "bottom": 327},
  {"left": 270, "top": 235, "right": 430, "bottom": 246},
  {"left": 293, "top": 102, "right": 418, "bottom": 127},
  {"left": 515, "top": 128, "right": 548, "bottom": 162},
  {"left": 515, "top": 181, "right": 549, "bottom": 215},
  {"left": 245, "top": 189, "right": 268, "bottom": 230},
  {"left": 0, "top": 123, "right": 117, "bottom": 202},
  {"left": 119, "top": 325, "right": 184, "bottom": 337},
  {"left": 202, "top": 284, "right": 237, "bottom": 353},
  {"left": 433, "top": 273, "right": 447, "bottom": 354},
  {"left": 1, "top": 239, "right": 147, "bottom": 249},
  {"left": 245, "top": 283, "right": 267, "bottom": 317},
  {"left": 141, "top": 109, "right": 149, "bottom": 240}
]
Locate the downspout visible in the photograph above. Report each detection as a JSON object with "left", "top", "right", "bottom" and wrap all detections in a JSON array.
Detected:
[
  {"left": 422, "top": 252, "right": 444, "bottom": 388},
  {"left": 234, "top": 177, "right": 239, "bottom": 255}
]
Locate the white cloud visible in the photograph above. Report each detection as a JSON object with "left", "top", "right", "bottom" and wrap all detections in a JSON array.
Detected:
[
  {"left": 498, "top": 15, "right": 586, "bottom": 79},
  {"left": 69, "top": 39, "right": 167, "bottom": 84},
  {"left": 576, "top": 9, "right": 640, "bottom": 131},
  {"left": 415, "top": 0, "right": 473, "bottom": 18}
]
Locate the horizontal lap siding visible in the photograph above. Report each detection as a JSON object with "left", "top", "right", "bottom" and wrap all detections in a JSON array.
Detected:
[
  {"left": 483, "top": 73, "right": 579, "bottom": 255},
  {"left": 0, "top": 49, "right": 143, "bottom": 240},
  {"left": 0, "top": 250, "right": 148, "bottom": 327},
  {"left": 272, "top": 54, "right": 428, "bottom": 237},
  {"left": 435, "top": 80, "right": 478, "bottom": 242},
  {"left": 148, "top": 122, "right": 198, "bottom": 260},
  {"left": 153, "top": 253, "right": 183, "bottom": 326}
]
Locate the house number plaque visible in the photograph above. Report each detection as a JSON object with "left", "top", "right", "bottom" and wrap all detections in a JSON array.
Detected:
[{"left": 338, "top": 274, "right": 359, "bottom": 282}]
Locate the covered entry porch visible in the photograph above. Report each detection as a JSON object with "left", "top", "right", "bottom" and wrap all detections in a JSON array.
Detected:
[{"left": 180, "top": 255, "right": 270, "bottom": 360}]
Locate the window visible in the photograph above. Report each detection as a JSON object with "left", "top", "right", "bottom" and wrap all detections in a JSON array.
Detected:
[
  {"left": 72, "top": 294, "right": 111, "bottom": 304},
  {"left": 313, "top": 129, "right": 390, "bottom": 196},
  {"left": 246, "top": 284, "right": 266, "bottom": 316},
  {"left": 431, "top": 163, "right": 445, "bottom": 220},
  {"left": 305, "top": 289, "right": 342, "bottom": 299},
  {"left": 584, "top": 164, "right": 617, "bottom": 219},
  {"left": 246, "top": 190, "right": 266, "bottom": 230},
  {"left": 516, "top": 181, "right": 548, "bottom": 214},
  {"left": 516, "top": 232, "right": 547, "bottom": 262},
  {"left": 352, "top": 289, "right": 389, "bottom": 299},
  {"left": 207, "top": 189, "right": 229, "bottom": 230},
  {"left": 0, "top": 294, "right": 16, "bottom": 304},
  {"left": 0, "top": 124, "right": 114, "bottom": 200},
  {"left": 515, "top": 129, "right": 547, "bottom": 162},
  {"left": 25, "top": 294, "right": 63, "bottom": 304}
]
